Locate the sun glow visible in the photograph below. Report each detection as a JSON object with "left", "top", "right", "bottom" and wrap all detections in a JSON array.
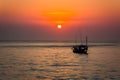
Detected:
[
  {"left": 44, "top": 10, "right": 76, "bottom": 25},
  {"left": 57, "top": 24, "right": 62, "bottom": 29}
]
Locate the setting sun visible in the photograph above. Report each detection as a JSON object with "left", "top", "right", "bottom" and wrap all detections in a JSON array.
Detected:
[{"left": 57, "top": 24, "right": 62, "bottom": 29}]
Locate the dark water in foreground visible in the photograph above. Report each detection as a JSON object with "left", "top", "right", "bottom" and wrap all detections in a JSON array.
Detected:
[{"left": 0, "top": 42, "right": 120, "bottom": 80}]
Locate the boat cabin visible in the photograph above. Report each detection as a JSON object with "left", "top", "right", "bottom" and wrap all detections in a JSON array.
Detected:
[{"left": 73, "top": 45, "right": 88, "bottom": 54}]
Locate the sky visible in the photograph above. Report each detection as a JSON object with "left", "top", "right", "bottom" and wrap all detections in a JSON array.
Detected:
[{"left": 0, "top": 0, "right": 120, "bottom": 42}]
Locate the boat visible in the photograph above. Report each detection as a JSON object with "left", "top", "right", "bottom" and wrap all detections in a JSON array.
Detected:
[{"left": 72, "top": 36, "right": 88, "bottom": 54}]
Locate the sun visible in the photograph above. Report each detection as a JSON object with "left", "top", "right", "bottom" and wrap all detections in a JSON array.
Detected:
[{"left": 57, "top": 24, "right": 62, "bottom": 29}]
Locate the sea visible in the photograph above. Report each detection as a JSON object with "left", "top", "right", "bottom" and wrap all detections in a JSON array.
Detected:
[{"left": 0, "top": 41, "right": 120, "bottom": 80}]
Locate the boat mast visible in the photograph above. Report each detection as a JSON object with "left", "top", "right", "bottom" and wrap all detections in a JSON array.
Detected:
[
  {"left": 75, "top": 33, "right": 77, "bottom": 45},
  {"left": 86, "top": 36, "right": 88, "bottom": 46},
  {"left": 74, "top": 27, "right": 79, "bottom": 45},
  {"left": 80, "top": 31, "right": 83, "bottom": 45}
]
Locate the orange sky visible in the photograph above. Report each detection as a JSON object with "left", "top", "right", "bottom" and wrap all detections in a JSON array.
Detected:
[
  {"left": 0, "top": 0, "right": 120, "bottom": 25},
  {"left": 0, "top": 0, "right": 120, "bottom": 41}
]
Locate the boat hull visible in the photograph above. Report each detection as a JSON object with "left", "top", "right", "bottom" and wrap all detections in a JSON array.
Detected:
[{"left": 72, "top": 45, "right": 88, "bottom": 54}]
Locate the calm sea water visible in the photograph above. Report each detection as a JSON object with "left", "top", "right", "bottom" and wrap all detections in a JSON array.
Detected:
[{"left": 0, "top": 41, "right": 120, "bottom": 80}]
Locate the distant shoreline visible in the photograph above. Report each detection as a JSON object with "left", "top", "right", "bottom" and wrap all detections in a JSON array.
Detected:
[
  {"left": 0, "top": 40, "right": 119, "bottom": 43},
  {"left": 0, "top": 41, "right": 119, "bottom": 48}
]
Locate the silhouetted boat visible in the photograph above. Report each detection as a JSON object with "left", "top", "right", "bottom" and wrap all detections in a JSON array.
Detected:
[{"left": 72, "top": 36, "right": 88, "bottom": 54}]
